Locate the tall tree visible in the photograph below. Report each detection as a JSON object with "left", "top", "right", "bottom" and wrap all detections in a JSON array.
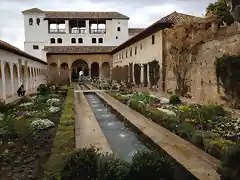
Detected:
[
  {"left": 206, "top": 0, "right": 235, "bottom": 25},
  {"left": 166, "top": 16, "right": 214, "bottom": 96}
]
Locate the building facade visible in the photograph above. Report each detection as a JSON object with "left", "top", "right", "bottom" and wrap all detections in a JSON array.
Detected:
[{"left": 0, "top": 40, "right": 47, "bottom": 101}]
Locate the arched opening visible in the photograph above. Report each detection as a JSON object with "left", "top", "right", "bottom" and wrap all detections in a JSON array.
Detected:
[
  {"left": 0, "top": 63, "right": 2, "bottom": 99},
  {"left": 60, "top": 63, "right": 69, "bottom": 84},
  {"left": 29, "top": 18, "right": 33, "bottom": 25},
  {"left": 36, "top": 18, "right": 40, "bottom": 25},
  {"left": 92, "top": 38, "right": 96, "bottom": 44},
  {"left": 31, "top": 67, "right": 34, "bottom": 89},
  {"left": 91, "top": 62, "right": 99, "bottom": 78},
  {"left": 71, "top": 38, "right": 76, "bottom": 44},
  {"left": 98, "top": 38, "right": 103, "bottom": 43},
  {"left": 78, "top": 38, "right": 83, "bottom": 43},
  {"left": 49, "top": 62, "right": 58, "bottom": 83},
  {"left": 4, "top": 63, "right": 11, "bottom": 97},
  {"left": 13, "top": 64, "right": 18, "bottom": 94},
  {"left": 71, "top": 59, "right": 89, "bottom": 81},
  {"left": 50, "top": 38, "right": 55, "bottom": 44},
  {"left": 101, "top": 62, "right": 110, "bottom": 78},
  {"left": 57, "top": 38, "right": 62, "bottom": 43}
]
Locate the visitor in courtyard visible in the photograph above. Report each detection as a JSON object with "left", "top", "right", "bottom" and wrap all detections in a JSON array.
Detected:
[
  {"left": 17, "top": 85, "right": 26, "bottom": 97},
  {"left": 79, "top": 70, "right": 83, "bottom": 81}
]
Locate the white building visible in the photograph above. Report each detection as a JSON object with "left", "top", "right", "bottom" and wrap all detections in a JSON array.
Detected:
[
  {"left": 0, "top": 40, "right": 47, "bottom": 101},
  {"left": 22, "top": 8, "right": 144, "bottom": 61}
]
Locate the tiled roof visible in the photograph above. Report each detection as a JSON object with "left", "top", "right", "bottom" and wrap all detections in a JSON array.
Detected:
[
  {"left": 44, "top": 46, "right": 116, "bottom": 54},
  {"left": 128, "top": 28, "right": 145, "bottom": 35},
  {"left": 0, "top": 40, "right": 47, "bottom": 65},
  {"left": 22, "top": 8, "right": 129, "bottom": 19},
  {"left": 111, "top": 11, "right": 202, "bottom": 53},
  {"left": 22, "top": 8, "right": 44, "bottom": 14}
]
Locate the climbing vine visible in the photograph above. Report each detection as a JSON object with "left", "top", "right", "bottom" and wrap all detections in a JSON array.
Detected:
[
  {"left": 134, "top": 64, "right": 141, "bottom": 87},
  {"left": 215, "top": 55, "right": 240, "bottom": 108},
  {"left": 166, "top": 16, "right": 215, "bottom": 96},
  {"left": 148, "top": 60, "right": 160, "bottom": 88}
]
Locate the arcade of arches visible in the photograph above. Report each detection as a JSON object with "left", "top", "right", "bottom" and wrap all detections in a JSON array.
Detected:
[
  {"left": 47, "top": 54, "right": 111, "bottom": 84},
  {"left": 0, "top": 60, "right": 46, "bottom": 101}
]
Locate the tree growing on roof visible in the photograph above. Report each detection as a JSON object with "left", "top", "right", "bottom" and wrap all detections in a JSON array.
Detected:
[
  {"left": 206, "top": 0, "right": 235, "bottom": 26},
  {"left": 166, "top": 16, "right": 215, "bottom": 96}
]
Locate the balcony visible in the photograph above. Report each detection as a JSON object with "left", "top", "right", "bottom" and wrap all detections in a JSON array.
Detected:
[
  {"left": 49, "top": 29, "right": 66, "bottom": 33},
  {"left": 71, "top": 29, "right": 86, "bottom": 34},
  {"left": 90, "top": 29, "right": 106, "bottom": 34}
]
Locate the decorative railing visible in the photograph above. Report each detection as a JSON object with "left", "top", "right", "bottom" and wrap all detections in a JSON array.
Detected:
[
  {"left": 90, "top": 29, "right": 106, "bottom": 34},
  {"left": 71, "top": 29, "right": 86, "bottom": 34},
  {"left": 49, "top": 29, "right": 66, "bottom": 33}
]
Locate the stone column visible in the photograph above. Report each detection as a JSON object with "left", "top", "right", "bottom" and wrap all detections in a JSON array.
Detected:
[
  {"left": 89, "top": 69, "right": 91, "bottom": 78},
  {"left": 9, "top": 62, "right": 14, "bottom": 96},
  {"left": 17, "top": 64, "right": 21, "bottom": 88},
  {"left": 24, "top": 62, "right": 28, "bottom": 90},
  {"left": 29, "top": 67, "right": 32, "bottom": 90},
  {"left": 86, "top": 20, "right": 90, "bottom": 34},
  {"left": 1, "top": 61, "right": 6, "bottom": 100},
  {"left": 65, "top": 20, "right": 69, "bottom": 33},
  {"left": 141, "top": 64, "right": 144, "bottom": 84}
]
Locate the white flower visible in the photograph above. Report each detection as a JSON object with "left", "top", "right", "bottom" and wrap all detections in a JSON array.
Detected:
[
  {"left": 46, "top": 98, "right": 60, "bottom": 106},
  {"left": 157, "top": 108, "right": 176, "bottom": 116},
  {"left": 49, "top": 106, "right": 60, "bottom": 113},
  {"left": 0, "top": 113, "right": 4, "bottom": 121},
  {"left": 159, "top": 97, "right": 169, "bottom": 104},
  {"left": 20, "top": 102, "right": 34, "bottom": 107},
  {"left": 30, "top": 118, "right": 55, "bottom": 131}
]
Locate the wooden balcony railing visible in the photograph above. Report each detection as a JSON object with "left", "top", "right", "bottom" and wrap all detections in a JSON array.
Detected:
[
  {"left": 49, "top": 29, "right": 66, "bottom": 33},
  {"left": 90, "top": 29, "right": 106, "bottom": 34}
]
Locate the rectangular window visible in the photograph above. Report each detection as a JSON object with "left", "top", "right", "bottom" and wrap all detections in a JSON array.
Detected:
[
  {"left": 126, "top": 50, "right": 128, "bottom": 58},
  {"left": 130, "top": 48, "right": 132, "bottom": 56},
  {"left": 135, "top": 46, "right": 137, "bottom": 55},
  {"left": 140, "top": 44, "right": 143, "bottom": 49},
  {"left": 117, "top": 27, "right": 121, "bottom": 31},
  {"left": 33, "top": 45, "right": 39, "bottom": 50}
]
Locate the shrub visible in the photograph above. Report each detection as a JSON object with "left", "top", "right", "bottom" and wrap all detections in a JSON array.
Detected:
[
  {"left": 37, "top": 84, "right": 51, "bottom": 95},
  {"left": 60, "top": 147, "right": 99, "bottom": 180},
  {"left": 98, "top": 153, "right": 129, "bottom": 180},
  {"left": 128, "top": 151, "right": 174, "bottom": 180},
  {"left": 176, "top": 123, "right": 196, "bottom": 140},
  {"left": 218, "top": 143, "right": 240, "bottom": 180},
  {"left": 169, "top": 94, "right": 181, "bottom": 104}
]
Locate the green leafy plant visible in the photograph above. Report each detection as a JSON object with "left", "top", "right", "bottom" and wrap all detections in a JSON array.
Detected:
[
  {"left": 215, "top": 55, "right": 240, "bottom": 108},
  {"left": 148, "top": 60, "right": 160, "bottom": 88},
  {"left": 169, "top": 94, "right": 181, "bottom": 104},
  {"left": 128, "top": 151, "right": 174, "bottom": 180},
  {"left": 134, "top": 64, "right": 141, "bottom": 87},
  {"left": 218, "top": 143, "right": 240, "bottom": 180},
  {"left": 206, "top": 0, "right": 234, "bottom": 26},
  {"left": 37, "top": 84, "right": 51, "bottom": 95}
]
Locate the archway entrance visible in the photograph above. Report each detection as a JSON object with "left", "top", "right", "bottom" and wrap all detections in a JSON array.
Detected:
[
  {"left": 91, "top": 62, "right": 99, "bottom": 78},
  {"left": 71, "top": 59, "right": 89, "bottom": 81},
  {"left": 101, "top": 62, "right": 110, "bottom": 79},
  {"left": 5, "top": 63, "right": 11, "bottom": 97},
  {"left": 13, "top": 64, "right": 18, "bottom": 94}
]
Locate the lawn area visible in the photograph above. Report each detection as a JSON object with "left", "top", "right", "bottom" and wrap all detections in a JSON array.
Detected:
[
  {"left": 43, "top": 86, "right": 75, "bottom": 179},
  {"left": 0, "top": 84, "right": 67, "bottom": 179}
]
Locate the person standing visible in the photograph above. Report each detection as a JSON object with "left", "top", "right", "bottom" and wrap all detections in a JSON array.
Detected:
[{"left": 79, "top": 70, "right": 83, "bottom": 81}]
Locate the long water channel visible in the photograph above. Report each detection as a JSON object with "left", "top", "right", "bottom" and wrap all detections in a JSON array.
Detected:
[{"left": 82, "top": 84, "right": 197, "bottom": 179}]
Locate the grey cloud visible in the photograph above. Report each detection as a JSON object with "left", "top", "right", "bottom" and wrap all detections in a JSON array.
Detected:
[{"left": 1, "top": 0, "right": 215, "bottom": 50}]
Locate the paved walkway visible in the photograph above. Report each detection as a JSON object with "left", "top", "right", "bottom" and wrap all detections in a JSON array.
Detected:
[
  {"left": 74, "top": 83, "right": 112, "bottom": 153},
  {"left": 5, "top": 88, "right": 37, "bottom": 104},
  {"left": 86, "top": 84, "right": 220, "bottom": 180}
]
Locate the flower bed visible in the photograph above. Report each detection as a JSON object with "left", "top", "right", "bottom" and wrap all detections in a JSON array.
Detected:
[
  {"left": 43, "top": 86, "right": 75, "bottom": 179},
  {"left": 108, "top": 91, "right": 240, "bottom": 159},
  {"left": 0, "top": 85, "right": 67, "bottom": 179}
]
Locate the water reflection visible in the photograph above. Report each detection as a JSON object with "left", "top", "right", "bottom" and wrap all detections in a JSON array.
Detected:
[{"left": 85, "top": 93, "right": 149, "bottom": 162}]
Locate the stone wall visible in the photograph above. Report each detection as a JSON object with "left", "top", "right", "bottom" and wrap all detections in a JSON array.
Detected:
[{"left": 165, "top": 32, "right": 240, "bottom": 104}]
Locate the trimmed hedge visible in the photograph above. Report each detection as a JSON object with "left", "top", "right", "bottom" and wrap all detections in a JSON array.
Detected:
[{"left": 43, "top": 85, "right": 75, "bottom": 178}]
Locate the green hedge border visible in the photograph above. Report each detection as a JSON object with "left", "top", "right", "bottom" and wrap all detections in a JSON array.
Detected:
[{"left": 43, "top": 86, "right": 75, "bottom": 178}]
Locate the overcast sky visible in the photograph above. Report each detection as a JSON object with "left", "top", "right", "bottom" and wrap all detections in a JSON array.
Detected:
[{"left": 0, "top": 0, "right": 215, "bottom": 50}]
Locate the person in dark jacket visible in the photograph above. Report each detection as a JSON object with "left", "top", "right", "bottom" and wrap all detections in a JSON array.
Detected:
[{"left": 17, "top": 85, "right": 26, "bottom": 97}]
